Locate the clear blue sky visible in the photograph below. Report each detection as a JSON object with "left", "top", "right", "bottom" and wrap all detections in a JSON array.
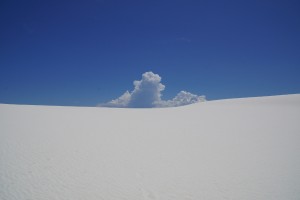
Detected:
[{"left": 1, "top": 0, "right": 299, "bottom": 106}]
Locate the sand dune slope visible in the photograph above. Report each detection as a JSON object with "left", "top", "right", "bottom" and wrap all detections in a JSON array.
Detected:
[{"left": 1, "top": 94, "right": 300, "bottom": 200}]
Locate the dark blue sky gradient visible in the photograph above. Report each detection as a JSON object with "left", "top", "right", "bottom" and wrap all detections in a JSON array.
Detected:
[{"left": 1, "top": 0, "right": 300, "bottom": 106}]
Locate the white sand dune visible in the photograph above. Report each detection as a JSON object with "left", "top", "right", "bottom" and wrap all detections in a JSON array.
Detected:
[{"left": 1, "top": 94, "right": 300, "bottom": 200}]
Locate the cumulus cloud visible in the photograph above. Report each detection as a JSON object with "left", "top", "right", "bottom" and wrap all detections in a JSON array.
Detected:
[
  {"left": 155, "top": 91, "right": 206, "bottom": 107},
  {"left": 100, "top": 71, "right": 205, "bottom": 108}
]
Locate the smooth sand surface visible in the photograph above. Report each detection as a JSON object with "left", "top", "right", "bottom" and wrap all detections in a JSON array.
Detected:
[{"left": 1, "top": 94, "right": 300, "bottom": 199}]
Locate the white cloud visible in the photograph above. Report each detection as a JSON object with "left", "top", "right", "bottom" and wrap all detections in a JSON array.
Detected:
[
  {"left": 102, "top": 91, "right": 131, "bottom": 108},
  {"left": 155, "top": 91, "right": 206, "bottom": 107},
  {"left": 100, "top": 71, "right": 206, "bottom": 108}
]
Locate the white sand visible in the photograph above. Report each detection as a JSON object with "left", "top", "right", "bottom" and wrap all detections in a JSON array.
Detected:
[{"left": 1, "top": 94, "right": 300, "bottom": 200}]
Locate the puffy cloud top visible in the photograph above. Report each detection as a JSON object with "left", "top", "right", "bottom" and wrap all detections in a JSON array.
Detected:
[
  {"left": 100, "top": 71, "right": 205, "bottom": 108},
  {"left": 129, "top": 72, "right": 165, "bottom": 108}
]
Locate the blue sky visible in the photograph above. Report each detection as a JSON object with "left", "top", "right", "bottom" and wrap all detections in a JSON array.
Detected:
[{"left": 0, "top": 0, "right": 299, "bottom": 106}]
